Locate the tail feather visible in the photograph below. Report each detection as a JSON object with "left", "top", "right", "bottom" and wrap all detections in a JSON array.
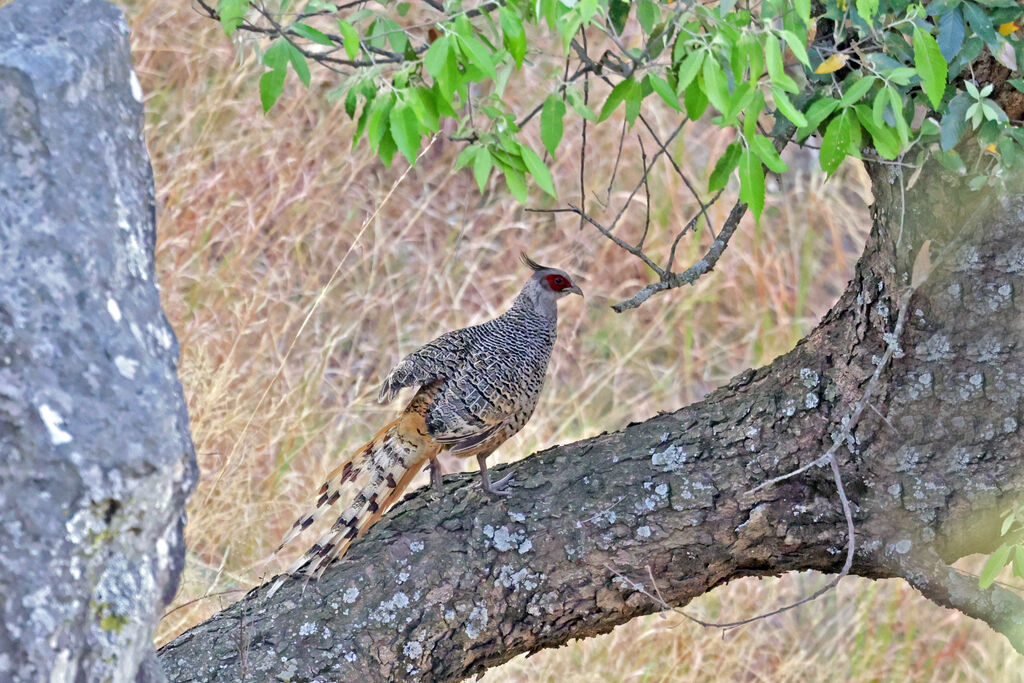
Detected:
[{"left": 267, "top": 413, "right": 436, "bottom": 597}]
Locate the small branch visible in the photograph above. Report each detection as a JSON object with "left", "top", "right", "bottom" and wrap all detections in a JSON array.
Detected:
[
  {"left": 566, "top": 205, "right": 665, "bottom": 277},
  {"left": 893, "top": 550, "right": 1024, "bottom": 655},
  {"left": 579, "top": 29, "right": 590, "bottom": 231},
  {"left": 611, "top": 198, "right": 746, "bottom": 313},
  {"left": 637, "top": 137, "right": 652, "bottom": 249},
  {"left": 637, "top": 113, "right": 715, "bottom": 247}
]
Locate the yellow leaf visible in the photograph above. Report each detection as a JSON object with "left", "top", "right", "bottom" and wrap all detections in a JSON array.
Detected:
[
  {"left": 998, "top": 22, "right": 1020, "bottom": 36},
  {"left": 815, "top": 53, "right": 848, "bottom": 74},
  {"left": 985, "top": 143, "right": 999, "bottom": 155}
]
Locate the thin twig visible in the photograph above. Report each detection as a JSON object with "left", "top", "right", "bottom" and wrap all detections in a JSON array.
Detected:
[
  {"left": 603, "top": 117, "right": 629, "bottom": 208},
  {"left": 612, "top": 198, "right": 746, "bottom": 313},
  {"left": 637, "top": 137, "right": 652, "bottom": 249},
  {"left": 567, "top": 205, "right": 665, "bottom": 276}
]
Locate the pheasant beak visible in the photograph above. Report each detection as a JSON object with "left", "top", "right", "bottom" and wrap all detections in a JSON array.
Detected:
[{"left": 568, "top": 284, "right": 583, "bottom": 297}]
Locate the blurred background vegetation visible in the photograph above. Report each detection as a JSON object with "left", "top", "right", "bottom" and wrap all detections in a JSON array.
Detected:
[{"left": 122, "top": 1, "right": 1021, "bottom": 679}]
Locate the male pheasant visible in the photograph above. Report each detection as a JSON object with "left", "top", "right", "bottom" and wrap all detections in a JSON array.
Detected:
[{"left": 268, "top": 254, "right": 582, "bottom": 594}]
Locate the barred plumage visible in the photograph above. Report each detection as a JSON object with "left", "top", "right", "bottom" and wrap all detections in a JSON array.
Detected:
[{"left": 268, "top": 254, "right": 581, "bottom": 596}]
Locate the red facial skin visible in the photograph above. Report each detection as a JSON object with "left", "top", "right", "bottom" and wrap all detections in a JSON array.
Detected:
[{"left": 544, "top": 273, "right": 572, "bottom": 291}]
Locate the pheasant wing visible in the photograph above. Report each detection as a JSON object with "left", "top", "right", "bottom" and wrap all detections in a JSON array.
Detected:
[{"left": 378, "top": 329, "right": 470, "bottom": 403}]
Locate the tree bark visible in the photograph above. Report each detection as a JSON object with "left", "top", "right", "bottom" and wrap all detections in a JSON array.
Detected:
[
  {"left": 157, "top": 138, "right": 1024, "bottom": 680},
  {"left": 0, "top": 1, "right": 196, "bottom": 680}
]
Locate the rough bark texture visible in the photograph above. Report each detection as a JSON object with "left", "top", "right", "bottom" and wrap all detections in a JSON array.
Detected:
[
  {"left": 157, "top": 143, "right": 1024, "bottom": 679},
  {"left": 0, "top": 1, "right": 197, "bottom": 680}
]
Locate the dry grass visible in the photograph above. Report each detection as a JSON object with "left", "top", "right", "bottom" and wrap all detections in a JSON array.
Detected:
[{"left": 121, "top": 1, "right": 1023, "bottom": 679}]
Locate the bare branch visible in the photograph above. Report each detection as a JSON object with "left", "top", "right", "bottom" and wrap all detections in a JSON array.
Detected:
[{"left": 611, "top": 198, "right": 746, "bottom": 313}]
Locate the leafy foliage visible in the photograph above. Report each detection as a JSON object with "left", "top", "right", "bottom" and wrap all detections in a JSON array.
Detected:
[
  {"left": 980, "top": 502, "right": 1024, "bottom": 590},
  {"left": 210, "top": 0, "right": 1023, "bottom": 221}
]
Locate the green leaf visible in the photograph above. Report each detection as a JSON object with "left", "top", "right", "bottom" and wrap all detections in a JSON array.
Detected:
[
  {"left": 377, "top": 128, "right": 397, "bottom": 167},
  {"left": 609, "top": 0, "right": 630, "bottom": 34},
  {"left": 408, "top": 86, "right": 439, "bottom": 131},
  {"left": 766, "top": 38, "right": 799, "bottom": 93},
  {"left": 338, "top": 19, "right": 360, "bottom": 60},
  {"left": 855, "top": 105, "right": 899, "bottom": 159},
  {"left": 738, "top": 148, "right": 765, "bottom": 222},
  {"left": 1002, "top": 511, "right": 1017, "bottom": 536},
  {"left": 263, "top": 39, "right": 289, "bottom": 71},
  {"left": 770, "top": 86, "right": 809, "bottom": 127},
  {"left": 702, "top": 58, "right": 731, "bottom": 115},
  {"left": 454, "top": 144, "right": 477, "bottom": 171},
  {"left": 871, "top": 87, "right": 887, "bottom": 128},
  {"left": 675, "top": 51, "right": 704, "bottom": 95},
  {"left": 820, "top": 109, "right": 860, "bottom": 174},
  {"left": 473, "top": 147, "right": 492, "bottom": 192},
  {"left": 796, "top": 96, "right": 840, "bottom": 138},
  {"left": 423, "top": 35, "right": 450, "bottom": 77},
  {"left": 372, "top": 17, "right": 407, "bottom": 54},
  {"left": 884, "top": 67, "right": 917, "bottom": 86},
  {"left": 743, "top": 91, "right": 765, "bottom": 139},
  {"left": 936, "top": 8, "right": 966, "bottom": 63},
  {"left": 933, "top": 148, "right": 965, "bottom": 173},
  {"left": 519, "top": 143, "right": 557, "bottom": 197},
  {"left": 500, "top": 7, "right": 527, "bottom": 68},
  {"left": 366, "top": 93, "right": 394, "bottom": 151},
  {"left": 502, "top": 166, "right": 528, "bottom": 203},
  {"left": 794, "top": 0, "right": 811, "bottom": 27},
  {"left": 887, "top": 87, "right": 910, "bottom": 145},
  {"left": 291, "top": 23, "right": 334, "bottom": 46},
  {"left": 856, "top": 0, "right": 879, "bottom": 25},
  {"left": 683, "top": 80, "right": 709, "bottom": 120},
  {"left": 599, "top": 77, "right": 642, "bottom": 123},
  {"left": 217, "top": 0, "right": 249, "bottom": 36},
  {"left": 962, "top": 2, "right": 999, "bottom": 52},
  {"left": 708, "top": 141, "right": 742, "bottom": 191},
  {"left": 285, "top": 42, "right": 310, "bottom": 87},
  {"left": 750, "top": 134, "right": 788, "bottom": 173},
  {"left": 779, "top": 30, "right": 811, "bottom": 67},
  {"left": 636, "top": 0, "right": 659, "bottom": 34},
  {"left": 455, "top": 34, "right": 497, "bottom": 79},
  {"left": 913, "top": 27, "right": 948, "bottom": 110},
  {"left": 259, "top": 67, "right": 286, "bottom": 113},
  {"left": 647, "top": 74, "right": 682, "bottom": 111},
  {"left": 980, "top": 544, "right": 1012, "bottom": 589},
  {"left": 389, "top": 102, "right": 420, "bottom": 165},
  {"left": 840, "top": 76, "right": 876, "bottom": 107},
  {"left": 540, "top": 95, "right": 566, "bottom": 157},
  {"left": 723, "top": 82, "right": 754, "bottom": 123}
]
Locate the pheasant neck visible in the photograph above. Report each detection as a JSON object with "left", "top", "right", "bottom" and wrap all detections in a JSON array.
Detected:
[{"left": 510, "top": 283, "right": 558, "bottom": 324}]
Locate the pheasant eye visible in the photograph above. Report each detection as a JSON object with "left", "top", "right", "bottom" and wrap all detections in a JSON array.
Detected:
[{"left": 545, "top": 274, "right": 569, "bottom": 290}]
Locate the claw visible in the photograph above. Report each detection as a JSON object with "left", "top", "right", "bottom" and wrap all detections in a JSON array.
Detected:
[{"left": 476, "top": 454, "right": 513, "bottom": 496}]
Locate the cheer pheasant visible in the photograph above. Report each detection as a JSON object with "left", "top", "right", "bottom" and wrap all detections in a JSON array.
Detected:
[{"left": 269, "top": 254, "right": 582, "bottom": 593}]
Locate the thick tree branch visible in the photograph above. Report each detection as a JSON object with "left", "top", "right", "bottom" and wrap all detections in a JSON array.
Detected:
[{"left": 159, "top": 155, "right": 1024, "bottom": 680}]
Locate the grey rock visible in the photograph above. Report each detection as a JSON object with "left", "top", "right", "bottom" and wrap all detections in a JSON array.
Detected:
[{"left": 0, "top": 0, "right": 197, "bottom": 680}]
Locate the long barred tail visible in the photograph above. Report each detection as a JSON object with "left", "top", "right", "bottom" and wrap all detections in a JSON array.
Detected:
[{"left": 267, "top": 413, "right": 436, "bottom": 597}]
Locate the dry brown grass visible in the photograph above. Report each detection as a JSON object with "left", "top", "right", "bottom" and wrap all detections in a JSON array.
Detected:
[{"left": 122, "top": 1, "right": 1023, "bottom": 679}]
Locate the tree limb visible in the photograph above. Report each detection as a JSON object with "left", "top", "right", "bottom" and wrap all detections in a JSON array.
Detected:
[{"left": 159, "top": 164, "right": 1024, "bottom": 678}]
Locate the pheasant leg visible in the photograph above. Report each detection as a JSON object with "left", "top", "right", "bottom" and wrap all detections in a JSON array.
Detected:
[
  {"left": 476, "top": 454, "right": 513, "bottom": 496},
  {"left": 429, "top": 457, "right": 444, "bottom": 495}
]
